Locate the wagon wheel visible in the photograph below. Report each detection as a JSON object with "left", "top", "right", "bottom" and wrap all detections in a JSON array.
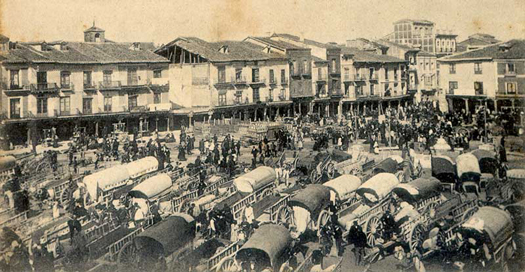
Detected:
[
  {"left": 178, "top": 199, "right": 190, "bottom": 213},
  {"left": 424, "top": 202, "right": 438, "bottom": 219},
  {"left": 186, "top": 181, "right": 199, "bottom": 191},
  {"left": 461, "top": 207, "right": 478, "bottom": 222},
  {"left": 59, "top": 187, "right": 71, "bottom": 205},
  {"left": 218, "top": 256, "right": 238, "bottom": 272},
  {"left": 260, "top": 188, "right": 273, "bottom": 200},
  {"left": 316, "top": 210, "right": 332, "bottom": 236},
  {"left": 117, "top": 241, "right": 138, "bottom": 268},
  {"left": 275, "top": 206, "right": 293, "bottom": 227},
  {"left": 409, "top": 223, "right": 426, "bottom": 252},
  {"left": 365, "top": 215, "right": 383, "bottom": 247},
  {"left": 326, "top": 162, "right": 336, "bottom": 179},
  {"left": 309, "top": 170, "right": 321, "bottom": 184}
]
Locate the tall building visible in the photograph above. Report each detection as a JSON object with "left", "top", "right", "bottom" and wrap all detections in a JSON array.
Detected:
[
  {"left": 438, "top": 39, "right": 525, "bottom": 113},
  {"left": 390, "top": 19, "right": 457, "bottom": 55},
  {"left": 155, "top": 37, "right": 292, "bottom": 121},
  {"left": 0, "top": 25, "right": 170, "bottom": 145}
]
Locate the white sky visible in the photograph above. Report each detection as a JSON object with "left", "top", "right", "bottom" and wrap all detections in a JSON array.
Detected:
[{"left": 1, "top": 0, "right": 524, "bottom": 45}]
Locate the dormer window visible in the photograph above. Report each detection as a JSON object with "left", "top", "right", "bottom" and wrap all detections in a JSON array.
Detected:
[
  {"left": 219, "top": 45, "right": 229, "bottom": 54},
  {"left": 94, "top": 33, "right": 101, "bottom": 43},
  {"left": 263, "top": 46, "right": 271, "bottom": 54},
  {"left": 60, "top": 43, "right": 69, "bottom": 51}
]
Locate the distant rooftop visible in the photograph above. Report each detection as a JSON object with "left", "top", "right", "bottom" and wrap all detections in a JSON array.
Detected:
[
  {"left": 394, "top": 19, "right": 434, "bottom": 25},
  {"left": 440, "top": 39, "right": 525, "bottom": 61}
]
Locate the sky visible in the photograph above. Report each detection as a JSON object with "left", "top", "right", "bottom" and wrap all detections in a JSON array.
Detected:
[{"left": 1, "top": 0, "right": 524, "bottom": 45}]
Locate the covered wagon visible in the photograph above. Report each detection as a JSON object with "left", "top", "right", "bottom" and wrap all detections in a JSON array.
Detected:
[
  {"left": 372, "top": 158, "right": 398, "bottom": 175},
  {"left": 128, "top": 173, "right": 172, "bottom": 200},
  {"left": 431, "top": 155, "right": 457, "bottom": 185},
  {"left": 393, "top": 177, "right": 443, "bottom": 213},
  {"left": 84, "top": 165, "right": 130, "bottom": 203},
  {"left": 323, "top": 174, "right": 361, "bottom": 203},
  {"left": 124, "top": 156, "right": 159, "bottom": 179},
  {"left": 470, "top": 149, "right": 499, "bottom": 176}
]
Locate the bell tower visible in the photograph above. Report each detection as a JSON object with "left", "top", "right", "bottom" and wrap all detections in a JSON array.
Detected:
[{"left": 84, "top": 21, "right": 105, "bottom": 43}]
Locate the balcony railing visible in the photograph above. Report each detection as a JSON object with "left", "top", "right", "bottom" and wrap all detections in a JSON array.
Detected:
[
  {"left": 99, "top": 81, "right": 122, "bottom": 90},
  {"left": 317, "top": 74, "right": 328, "bottom": 82},
  {"left": 30, "top": 83, "right": 59, "bottom": 93},
  {"left": 249, "top": 78, "right": 266, "bottom": 85},
  {"left": 504, "top": 70, "right": 516, "bottom": 77},
  {"left": 269, "top": 77, "right": 278, "bottom": 85},
  {"left": 83, "top": 82, "right": 96, "bottom": 90},
  {"left": 474, "top": 70, "right": 483, "bottom": 75},
  {"left": 369, "top": 74, "right": 379, "bottom": 81},
  {"left": 280, "top": 78, "right": 289, "bottom": 85},
  {"left": 475, "top": 89, "right": 485, "bottom": 96},
  {"left": 278, "top": 94, "right": 287, "bottom": 101},
  {"left": 60, "top": 83, "right": 74, "bottom": 90},
  {"left": 232, "top": 76, "right": 247, "bottom": 84},
  {"left": 353, "top": 74, "right": 367, "bottom": 81}
]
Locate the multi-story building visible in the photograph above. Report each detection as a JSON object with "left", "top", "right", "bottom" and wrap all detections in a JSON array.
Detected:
[
  {"left": 0, "top": 26, "right": 170, "bottom": 145},
  {"left": 311, "top": 56, "right": 330, "bottom": 116},
  {"left": 388, "top": 19, "right": 457, "bottom": 56},
  {"left": 244, "top": 37, "right": 313, "bottom": 116},
  {"left": 438, "top": 39, "right": 525, "bottom": 113},
  {"left": 270, "top": 34, "right": 410, "bottom": 118},
  {"left": 457, "top": 33, "right": 500, "bottom": 52},
  {"left": 155, "top": 37, "right": 291, "bottom": 121}
]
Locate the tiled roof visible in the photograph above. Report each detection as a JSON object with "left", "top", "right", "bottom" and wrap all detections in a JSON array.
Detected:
[
  {"left": 161, "top": 37, "right": 286, "bottom": 62},
  {"left": 1, "top": 42, "right": 168, "bottom": 64},
  {"left": 247, "top": 37, "right": 308, "bottom": 50},
  {"left": 394, "top": 19, "right": 434, "bottom": 25},
  {"left": 376, "top": 40, "right": 419, "bottom": 52},
  {"left": 84, "top": 26, "right": 105, "bottom": 32},
  {"left": 0, "top": 34, "right": 9, "bottom": 43},
  {"left": 440, "top": 39, "right": 525, "bottom": 61},
  {"left": 337, "top": 45, "right": 406, "bottom": 63}
]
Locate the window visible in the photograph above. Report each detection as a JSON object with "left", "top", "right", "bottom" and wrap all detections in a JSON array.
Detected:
[
  {"left": 37, "top": 72, "right": 47, "bottom": 89},
  {"left": 104, "top": 96, "right": 112, "bottom": 112},
  {"left": 474, "top": 62, "right": 482, "bottom": 74},
  {"left": 394, "top": 68, "right": 398, "bottom": 80},
  {"left": 279, "top": 89, "right": 285, "bottom": 99},
  {"left": 218, "top": 93, "right": 226, "bottom": 106},
  {"left": 252, "top": 87, "right": 260, "bottom": 102},
  {"left": 331, "top": 59, "right": 337, "bottom": 73},
  {"left": 268, "top": 89, "right": 273, "bottom": 101},
  {"left": 83, "top": 98, "right": 92, "bottom": 114},
  {"left": 128, "top": 95, "right": 138, "bottom": 109},
  {"left": 9, "top": 99, "right": 20, "bottom": 118},
  {"left": 218, "top": 66, "right": 226, "bottom": 83},
  {"left": 369, "top": 68, "right": 375, "bottom": 79},
  {"left": 154, "top": 93, "right": 162, "bottom": 104},
  {"left": 269, "top": 69, "right": 275, "bottom": 83},
  {"left": 291, "top": 61, "right": 296, "bottom": 75},
  {"left": 385, "top": 68, "right": 389, "bottom": 80},
  {"left": 370, "top": 84, "right": 375, "bottom": 96},
  {"left": 384, "top": 84, "right": 390, "bottom": 96},
  {"left": 60, "top": 71, "right": 71, "bottom": 88},
  {"left": 344, "top": 67, "right": 350, "bottom": 79},
  {"left": 280, "top": 69, "right": 286, "bottom": 83},
  {"left": 9, "top": 70, "right": 19, "bottom": 88},
  {"left": 303, "top": 60, "right": 308, "bottom": 74},
  {"left": 127, "top": 68, "right": 138, "bottom": 85},
  {"left": 60, "top": 97, "right": 70, "bottom": 114},
  {"left": 252, "top": 68, "right": 259, "bottom": 83},
  {"left": 37, "top": 97, "right": 47, "bottom": 114},
  {"left": 506, "top": 82, "right": 517, "bottom": 94},
  {"left": 153, "top": 69, "right": 162, "bottom": 78},
  {"left": 449, "top": 64, "right": 456, "bottom": 74},
  {"left": 235, "top": 68, "right": 243, "bottom": 82},
  {"left": 83, "top": 71, "right": 92, "bottom": 87},
  {"left": 474, "top": 82, "right": 484, "bottom": 95},
  {"left": 449, "top": 81, "right": 458, "bottom": 93},
  {"left": 103, "top": 70, "right": 113, "bottom": 85},
  {"left": 506, "top": 63, "right": 516, "bottom": 74},
  {"left": 234, "top": 90, "right": 243, "bottom": 104}
]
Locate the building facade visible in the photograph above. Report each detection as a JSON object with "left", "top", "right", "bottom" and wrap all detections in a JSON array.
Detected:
[
  {"left": 0, "top": 26, "right": 170, "bottom": 145},
  {"left": 438, "top": 40, "right": 525, "bottom": 113},
  {"left": 155, "top": 37, "right": 291, "bottom": 122},
  {"left": 389, "top": 19, "right": 457, "bottom": 56}
]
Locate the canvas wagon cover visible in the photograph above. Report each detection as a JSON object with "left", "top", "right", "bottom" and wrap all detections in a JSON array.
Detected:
[
  {"left": 235, "top": 224, "right": 292, "bottom": 267},
  {"left": 128, "top": 173, "right": 172, "bottom": 199},
  {"left": 373, "top": 158, "right": 398, "bottom": 174},
  {"left": 456, "top": 153, "right": 481, "bottom": 182},
  {"left": 470, "top": 149, "right": 498, "bottom": 174},
  {"left": 84, "top": 165, "right": 130, "bottom": 200},
  {"left": 323, "top": 175, "right": 361, "bottom": 199},
  {"left": 462, "top": 206, "right": 514, "bottom": 250},
  {"left": 289, "top": 184, "right": 331, "bottom": 215},
  {"left": 431, "top": 156, "right": 456, "bottom": 179},
  {"left": 124, "top": 156, "right": 158, "bottom": 178},
  {"left": 393, "top": 177, "right": 441, "bottom": 204},
  {"left": 356, "top": 173, "right": 399, "bottom": 203},
  {"left": 134, "top": 214, "right": 195, "bottom": 257},
  {"left": 233, "top": 166, "right": 276, "bottom": 193},
  {"left": 507, "top": 169, "right": 525, "bottom": 180}
]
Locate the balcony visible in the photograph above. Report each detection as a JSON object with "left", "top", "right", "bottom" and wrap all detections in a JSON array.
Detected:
[
  {"left": 475, "top": 89, "right": 485, "bottom": 96},
  {"left": 99, "top": 81, "right": 122, "bottom": 90},
  {"left": 30, "top": 83, "right": 59, "bottom": 94},
  {"left": 352, "top": 74, "right": 367, "bottom": 82},
  {"left": 504, "top": 70, "right": 516, "bottom": 77},
  {"left": 60, "top": 83, "right": 74, "bottom": 91},
  {"left": 317, "top": 74, "right": 328, "bottom": 82},
  {"left": 4, "top": 84, "right": 30, "bottom": 95},
  {"left": 278, "top": 94, "right": 287, "bottom": 101},
  {"left": 122, "top": 79, "right": 148, "bottom": 89},
  {"left": 249, "top": 78, "right": 266, "bottom": 86},
  {"left": 232, "top": 76, "right": 248, "bottom": 85},
  {"left": 369, "top": 74, "right": 379, "bottom": 81},
  {"left": 268, "top": 77, "right": 278, "bottom": 85},
  {"left": 55, "top": 109, "right": 71, "bottom": 116},
  {"left": 83, "top": 82, "right": 97, "bottom": 91},
  {"left": 280, "top": 78, "right": 289, "bottom": 85},
  {"left": 148, "top": 78, "right": 170, "bottom": 92},
  {"left": 474, "top": 69, "right": 483, "bottom": 75}
]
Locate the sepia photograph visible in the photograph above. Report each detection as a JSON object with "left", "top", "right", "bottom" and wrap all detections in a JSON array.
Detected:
[{"left": 0, "top": 0, "right": 524, "bottom": 271}]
